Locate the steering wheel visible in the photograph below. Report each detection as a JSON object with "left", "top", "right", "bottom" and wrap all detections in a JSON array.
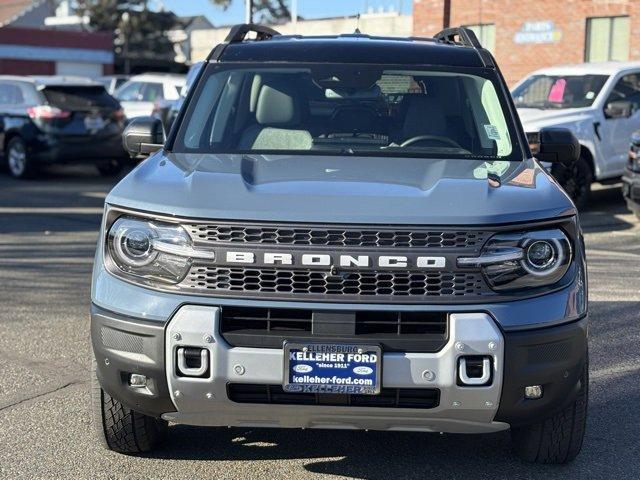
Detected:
[{"left": 400, "top": 135, "right": 462, "bottom": 149}]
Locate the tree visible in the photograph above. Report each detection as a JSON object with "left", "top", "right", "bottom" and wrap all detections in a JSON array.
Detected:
[
  {"left": 209, "top": 0, "right": 291, "bottom": 24},
  {"left": 75, "top": 0, "right": 178, "bottom": 62}
]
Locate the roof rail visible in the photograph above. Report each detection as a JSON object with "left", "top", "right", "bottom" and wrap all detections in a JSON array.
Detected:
[
  {"left": 434, "top": 27, "right": 482, "bottom": 49},
  {"left": 434, "top": 26, "right": 495, "bottom": 67},
  {"left": 225, "top": 23, "right": 281, "bottom": 43},
  {"left": 208, "top": 23, "right": 281, "bottom": 61}
]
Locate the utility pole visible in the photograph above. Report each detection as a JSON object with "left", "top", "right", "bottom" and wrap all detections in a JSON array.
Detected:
[
  {"left": 245, "top": 0, "right": 253, "bottom": 23},
  {"left": 291, "top": 0, "right": 298, "bottom": 32},
  {"left": 443, "top": 0, "right": 451, "bottom": 28}
]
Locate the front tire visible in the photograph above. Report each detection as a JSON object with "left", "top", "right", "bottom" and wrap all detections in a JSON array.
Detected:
[
  {"left": 511, "top": 360, "right": 588, "bottom": 464},
  {"left": 6, "top": 137, "right": 37, "bottom": 179},
  {"left": 552, "top": 155, "right": 593, "bottom": 209},
  {"left": 91, "top": 358, "right": 168, "bottom": 454}
]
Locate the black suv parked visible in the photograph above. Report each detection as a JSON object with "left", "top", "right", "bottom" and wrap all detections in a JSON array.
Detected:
[{"left": 0, "top": 76, "right": 127, "bottom": 178}]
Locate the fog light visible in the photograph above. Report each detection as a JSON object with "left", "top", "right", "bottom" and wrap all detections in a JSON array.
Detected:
[
  {"left": 525, "top": 385, "right": 543, "bottom": 399},
  {"left": 129, "top": 373, "right": 148, "bottom": 388}
]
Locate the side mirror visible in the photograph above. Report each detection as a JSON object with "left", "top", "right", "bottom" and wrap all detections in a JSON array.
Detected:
[
  {"left": 122, "top": 116, "right": 165, "bottom": 158},
  {"left": 604, "top": 100, "right": 633, "bottom": 119},
  {"left": 534, "top": 127, "right": 580, "bottom": 166}
]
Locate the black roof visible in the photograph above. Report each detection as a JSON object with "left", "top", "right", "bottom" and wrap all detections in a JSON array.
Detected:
[{"left": 218, "top": 35, "right": 488, "bottom": 68}]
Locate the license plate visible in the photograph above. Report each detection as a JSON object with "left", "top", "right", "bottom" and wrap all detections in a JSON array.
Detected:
[{"left": 283, "top": 342, "right": 381, "bottom": 395}]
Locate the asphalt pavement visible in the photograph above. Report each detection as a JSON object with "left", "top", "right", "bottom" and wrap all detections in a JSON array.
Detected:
[{"left": 0, "top": 165, "right": 639, "bottom": 479}]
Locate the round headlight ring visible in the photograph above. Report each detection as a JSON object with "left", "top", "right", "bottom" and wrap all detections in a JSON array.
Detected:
[
  {"left": 521, "top": 238, "right": 564, "bottom": 276},
  {"left": 113, "top": 226, "right": 157, "bottom": 267}
]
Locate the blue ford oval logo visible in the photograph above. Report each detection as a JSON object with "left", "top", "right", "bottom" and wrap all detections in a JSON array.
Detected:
[
  {"left": 293, "top": 364, "right": 313, "bottom": 373},
  {"left": 353, "top": 366, "right": 373, "bottom": 375}
]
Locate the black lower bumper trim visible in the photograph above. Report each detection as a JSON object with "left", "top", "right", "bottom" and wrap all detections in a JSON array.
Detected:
[
  {"left": 91, "top": 304, "right": 174, "bottom": 418},
  {"left": 495, "top": 316, "right": 588, "bottom": 427},
  {"left": 227, "top": 383, "right": 440, "bottom": 409}
]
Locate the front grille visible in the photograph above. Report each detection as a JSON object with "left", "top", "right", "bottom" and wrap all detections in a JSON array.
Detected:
[
  {"left": 355, "top": 310, "right": 446, "bottom": 335},
  {"left": 227, "top": 384, "right": 440, "bottom": 409},
  {"left": 185, "top": 223, "right": 489, "bottom": 248},
  {"left": 219, "top": 306, "right": 448, "bottom": 352},
  {"left": 172, "top": 219, "right": 498, "bottom": 302},
  {"left": 221, "top": 306, "right": 312, "bottom": 335},
  {"left": 183, "top": 267, "right": 485, "bottom": 298}
]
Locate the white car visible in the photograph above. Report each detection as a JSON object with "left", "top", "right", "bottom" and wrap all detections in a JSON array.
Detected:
[
  {"left": 512, "top": 62, "right": 640, "bottom": 207},
  {"left": 114, "top": 73, "right": 185, "bottom": 120}
]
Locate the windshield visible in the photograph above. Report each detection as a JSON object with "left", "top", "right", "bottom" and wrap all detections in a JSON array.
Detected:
[
  {"left": 173, "top": 63, "right": 519, "bottom": 161},
  {"left": 512, "top": 74, "right": 608, "bottom": 109}
]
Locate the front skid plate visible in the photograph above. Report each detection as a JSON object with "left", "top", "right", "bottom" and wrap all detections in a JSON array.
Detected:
[{"left": 164, "top": 305, "right": 505, "bottom": 434}]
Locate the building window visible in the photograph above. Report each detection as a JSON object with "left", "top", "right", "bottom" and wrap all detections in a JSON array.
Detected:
[
  {"left": 585, "top": 16, "right": 630, "bottom": 62},
  {"left": 464, "top": 24, "right": 495, "bottom": 52}
]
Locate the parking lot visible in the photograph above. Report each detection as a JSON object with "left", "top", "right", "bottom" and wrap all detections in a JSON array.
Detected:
[{"left": 0, "top": 166, "right": 638, "bottom": 479}]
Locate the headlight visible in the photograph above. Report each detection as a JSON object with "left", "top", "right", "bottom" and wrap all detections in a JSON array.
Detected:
[
  {"left": 106, "top": 217, "right": 207, "bottom": 285},
  {"left": 458, "top": 229, "right": 572, "bottom": 291}
]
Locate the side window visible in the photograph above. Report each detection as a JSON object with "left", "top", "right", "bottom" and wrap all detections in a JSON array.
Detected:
[
  {"left": 0, "top": 82, "right": 25, "bottom": 106},
  {"left": 606, "top": 73, "right": 640, "bottom": 111},
  {"left": 141, "top": 83, "right": 164, "bottom": 102},
  {"left": 114, "top": 78, "right": 128, "bottom": 90},
  {"left": 115, "top": 82, "right": 143, "bottom": 101}
]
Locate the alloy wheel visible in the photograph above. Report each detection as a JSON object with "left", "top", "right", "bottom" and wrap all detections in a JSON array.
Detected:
[{"left": 8, "top": 141, "right": 27, "bottom": 177}]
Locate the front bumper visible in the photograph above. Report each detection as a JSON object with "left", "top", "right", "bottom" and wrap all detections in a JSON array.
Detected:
[
  {"left": 622, "top": 169, "right": 640, "bottom": 216},
  {"left": 91, "top": 304, "right": 587, "bottom": 434}
]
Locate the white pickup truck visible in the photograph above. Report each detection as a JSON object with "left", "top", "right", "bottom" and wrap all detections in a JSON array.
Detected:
[{"left": 512, "top": 62, "right": 640, "bottom": 207}]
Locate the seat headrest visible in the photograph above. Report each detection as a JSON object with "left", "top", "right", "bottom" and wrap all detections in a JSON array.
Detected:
[
  {"left": 402, "top": 95, "right": 447, "bottom": 139},
  {"left": 256, "top": 80, "right": 301, "bottom": 127}
]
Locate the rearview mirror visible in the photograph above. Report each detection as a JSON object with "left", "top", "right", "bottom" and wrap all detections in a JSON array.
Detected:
[
  {"left": 604, "top": 100, "right": 633, "bottom": 119},
  {"left": 534, "top": 128, "right": 580, "bottom": 166},
  {"left": 122, "top": 116, "right": 165, "bottom": 158}
]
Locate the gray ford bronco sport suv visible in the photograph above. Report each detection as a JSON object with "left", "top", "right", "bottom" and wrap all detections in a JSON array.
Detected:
[{"left": 91, "top": 25, "right": 588, "bottom": 464}]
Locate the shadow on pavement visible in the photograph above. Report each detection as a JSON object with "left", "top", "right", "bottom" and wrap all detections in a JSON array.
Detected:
[
  {"left": 0, "top": 164, "right": 133, "bottom": 233},
  {"left": 579, "top": 184, "right": 635, "bottom": 233}
]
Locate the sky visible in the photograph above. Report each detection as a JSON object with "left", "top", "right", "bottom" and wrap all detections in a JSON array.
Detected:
[{"left": 162, "top": 0, "right": 412, "bottom": 26}]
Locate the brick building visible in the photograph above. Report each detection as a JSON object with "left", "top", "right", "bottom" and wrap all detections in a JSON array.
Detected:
[
  {"left": 413, "top": 0, "right": 640, "bottom": 85},
  {"left": 0, "top": 26, "right": 113, "bottom": 76},
  {"left": 0, "top": 0, "right": 113, "bottom": 76}
]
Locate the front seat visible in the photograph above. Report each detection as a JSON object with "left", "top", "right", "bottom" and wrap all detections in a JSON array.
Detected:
[
  {"left": 400, "top": 95, "right": 449, "bottom": 142},
  {"left": 238, "top": 80, "right": 313, "bottom": 150}
]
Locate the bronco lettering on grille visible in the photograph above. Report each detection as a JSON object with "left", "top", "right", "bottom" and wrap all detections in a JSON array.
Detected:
[{"left": 224, "top": 251, "right": 446, "bottom": 269}]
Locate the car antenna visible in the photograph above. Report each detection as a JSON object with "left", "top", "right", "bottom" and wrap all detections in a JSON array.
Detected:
[{"left": 354, "top": 13, "right": 361, "bottom": 34}]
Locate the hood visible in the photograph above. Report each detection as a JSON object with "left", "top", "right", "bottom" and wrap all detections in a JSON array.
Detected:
[
  {"left": 106, "top": 153, "right": 575, "bottom": 225},
  {"left": 517, "top": 107, "right": 593, "bottom": 132}
]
